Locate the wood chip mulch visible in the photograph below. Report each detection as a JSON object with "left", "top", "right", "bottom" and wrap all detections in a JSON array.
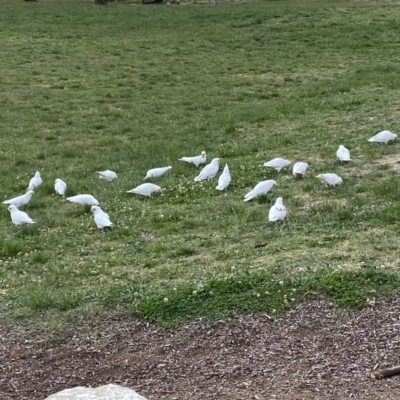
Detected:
[{"left": 1, "top": 297, "right": 400, "bottom": 400}]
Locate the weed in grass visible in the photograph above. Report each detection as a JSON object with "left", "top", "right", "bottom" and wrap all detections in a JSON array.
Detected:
[
  {"left": 0, "top": 239, "right": 25, "bottom": 258},
  {"left": 30, "top": 250, "right": 53, "bottom": 264},
  {"left": 173, "top": 246, "right": 198, "bottom": 258},
  {"left": 20, "top": 286, "right": 56, "bottom": 311}
]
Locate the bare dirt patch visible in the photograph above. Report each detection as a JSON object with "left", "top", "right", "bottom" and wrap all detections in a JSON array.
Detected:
[
  {"left": 1, "top": 297, "right": 400, "bottom": 400},
  {"left": 372, "top": 154, "right": 400, "bottom": 172}
]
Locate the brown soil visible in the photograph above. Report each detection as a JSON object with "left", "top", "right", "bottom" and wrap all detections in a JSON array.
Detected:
[
  {"left": 373, "top": 154, "right": 400, "bottom": 171},
  {"left": 1, "top": 297, "right": 400, "bottom": 400}
]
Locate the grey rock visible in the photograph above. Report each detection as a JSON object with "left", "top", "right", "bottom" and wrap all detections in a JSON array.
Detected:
[{"left": 45, "top": 384, "right": 148, "bottom": 400}]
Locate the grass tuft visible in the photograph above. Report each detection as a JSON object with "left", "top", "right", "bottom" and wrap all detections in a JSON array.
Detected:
[{"left": 0, "top": 239, "right": 25, "bottom": 257}]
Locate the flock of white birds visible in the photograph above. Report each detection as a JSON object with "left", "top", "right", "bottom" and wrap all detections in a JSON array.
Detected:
[{"left": 2, "top": 129, "right": 397, "bottom": 229}]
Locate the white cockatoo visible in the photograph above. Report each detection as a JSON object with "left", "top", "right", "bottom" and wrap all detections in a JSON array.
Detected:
[
  {"left": 91, "top": 205, "right": 113, "bottom": 229},
  {"left": 54, "top": 179, "right": 67, "bottom": 195},
  {"left": 316, "top": 173, "right": 343, "bottom": 187},
  {"left": 194, "top": 158, "right": 220, "bottom": 182},
  {"left": 336, "top": 145, "right": 351, "bottom": 162},
  {"left": 8, "top": 205, "right": 35, "bottom": 226},
  {"left": 216, "top": 164, "right": 231, "bottom": 191},
  {"left": 145, "top": 166, "right": 172, "bottom": 179},
  {"left": 292, "top": 162, "right": 309, "bottom": 177},
  {"left": 368, "top": 130, "right": 397, "bottom": 145},
  {"left": 97, "top": 170, "right": 118, "bottom": 181},
  {"left": 179, "top": 151, "right": 207, "bottom": 168},
  {"left": 3, "top": 190, "right": 34, "bottom": 208},
  {"left": 268, "top": 197, "right": 287, "bottom": 222},
  {"left": 126, "top": 183, "right": 162, "bottom": 197},
  {"left": 263, "top": 158, "right": 291, "bottom": 172},
  {"left": 244, "top": 180, "right": 276, "bottom": 202},
  {"left": 67, "top": 194, "right": 99, "bottom": 205},
  {"left": 28, "top": 171, "right": 42, "bottom": 191}
]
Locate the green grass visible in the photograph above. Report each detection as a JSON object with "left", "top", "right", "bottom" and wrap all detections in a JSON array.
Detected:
[
  {"left": 1, "top": 0, "right": 400, "bottom": 328},
  {"left": 138, "top": 265, "right": 400, "bottom": 327}
]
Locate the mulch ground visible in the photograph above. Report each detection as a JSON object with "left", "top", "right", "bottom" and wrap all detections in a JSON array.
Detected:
[{"left": 1, "top": 297, "right": 400, "bottom": 400}]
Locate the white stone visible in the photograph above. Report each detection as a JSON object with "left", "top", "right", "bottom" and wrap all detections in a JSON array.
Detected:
[{"left": 45, "top": 384, "right": 148, "bottom": 400}]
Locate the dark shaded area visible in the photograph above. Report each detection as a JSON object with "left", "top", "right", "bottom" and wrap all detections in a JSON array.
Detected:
[{"left": 142, "top": 0, "right": 164, "bottom": 4}]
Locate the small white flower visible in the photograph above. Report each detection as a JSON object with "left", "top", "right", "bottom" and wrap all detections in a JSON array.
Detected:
[
  {"left": 163, "top": 297, "right": 169, "bottom": 303},
  {"left": 279, "top": 280, "right": 284, "bottom": 286}
]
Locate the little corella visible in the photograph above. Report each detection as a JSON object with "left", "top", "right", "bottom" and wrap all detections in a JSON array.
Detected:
[
  {"left": 67, "top": 194, "right": 99, "bottom": 205},
  {"left": 316, "top": 173, "right": 343, "bottom": 187},
  {"left": 91, "top": 205, "right": 113, "bottom": 229},
  {"left": 126, "top": 183, "right": 162, "bottom": 197},
  {"left": 268, "top": 197, "right": 287, "bottom": 222},
  {"left": 215, "top": 164, "right": 231, "bottom": 191},
  {"left": 194, "top": 158, "right": 220, "bottom": 182},
  {"left": 179, "top": 151, "right": 207, "bottom": 168},
  {"left": 145, "top": 166, "right": 172, "bottom": 179},
  {"left": 292, "top": 162, "right": 309, "bottom": 177},
  {"left": 368, "top": 130, "right": 397, "bottom": 145},
  {"left": 263, "top": 158, "right": 291, "bottom": 172},
  {"left": 244, "top": 180, "right": 276, "bottom": 202},
  {"left": 28, "top": 171, "right": 42, "bottom": 191},
  {"left": 8, "top": 205, "right": 35, "bottom": 226},
  {"left": 97, "top": 170, "right": 118, "bottom": 181},
  {"left": 337, "top": 145, "right": 351, "bottom": 162},
  {"left": 54, "top": 179, "right": 67, "bottom": 195},
  {"left": 3, "top": 190, "right": 34, "bottom": 208}
]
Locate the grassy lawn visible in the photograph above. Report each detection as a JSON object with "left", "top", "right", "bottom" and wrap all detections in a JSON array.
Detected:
[{"left": 1, "top": 0, "right": 400, "bottom": 328}]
